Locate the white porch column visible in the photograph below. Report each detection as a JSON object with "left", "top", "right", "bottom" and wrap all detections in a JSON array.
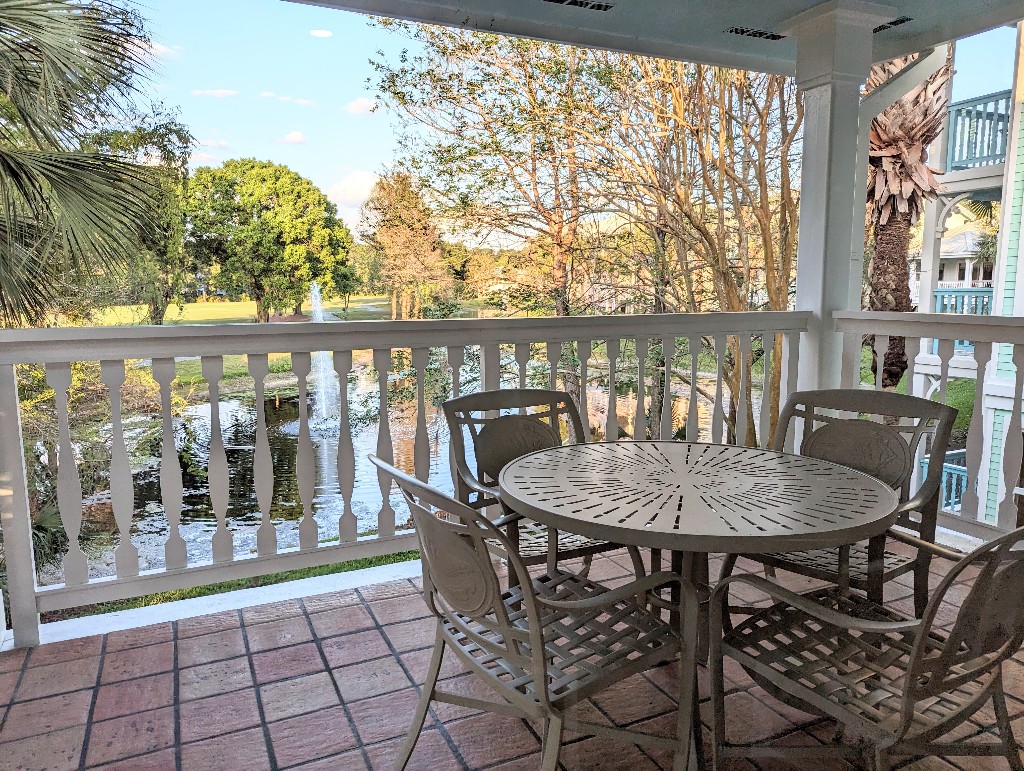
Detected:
[{"left": 786, "top": 0, "right": 895, "bottom": 390}]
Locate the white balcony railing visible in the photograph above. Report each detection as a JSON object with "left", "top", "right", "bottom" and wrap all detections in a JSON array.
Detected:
[
  {"left": 837, "top": 311, "right": 1024, "bottom": 541},
  {"left": 0, "top": 311, "right": 809, "bottom": 647}
]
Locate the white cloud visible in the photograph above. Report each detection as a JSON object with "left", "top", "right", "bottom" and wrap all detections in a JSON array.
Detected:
[
  {"left": 329, "top": 171, "right": 377, "bottom": 209},
  {"left": 279, "top": 130, "right": 306, "bottom": 145},
  {"left": 148, "top": 41, "right": 184, "bottom": 59},
  {"left": 199, "top": 139, "right": 230, "bottom": 149},
  {"left": 309, "top": 29, "right": 333, "bottom": 38},
  {"left": 192, "top": 89, "right": 238, "bottom": 98},
  {"left": 345, "top": 97, "right": 377, "bottom": 115},
  {"left": 260, "top": 92, "right": 315, "bottom": 106}
]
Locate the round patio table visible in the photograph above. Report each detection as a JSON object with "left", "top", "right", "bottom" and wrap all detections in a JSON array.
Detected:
[{"left": 498, "top": 441, "right": 900, "bottom": 770}]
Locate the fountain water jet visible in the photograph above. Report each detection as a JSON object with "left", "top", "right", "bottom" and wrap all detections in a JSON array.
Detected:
[{"left": 309, "top": 282, "right": 339, "bottom": 425}]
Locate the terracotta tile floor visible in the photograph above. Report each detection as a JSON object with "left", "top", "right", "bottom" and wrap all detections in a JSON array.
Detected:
[{"left": 1, "top": 550, "right": 1022, "bottom": 770}]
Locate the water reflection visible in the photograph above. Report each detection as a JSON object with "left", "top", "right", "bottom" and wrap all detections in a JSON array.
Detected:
[{"left": 97, "top": 368, "right": 754, "bottom": 577}]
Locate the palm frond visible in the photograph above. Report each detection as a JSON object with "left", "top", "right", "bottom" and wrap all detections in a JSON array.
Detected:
[
  {"left": 0, "top": 145, "right": 159, "bottom": 324},
  {"left": 0, "top": 0, "right": 148, "bottom": 148}
]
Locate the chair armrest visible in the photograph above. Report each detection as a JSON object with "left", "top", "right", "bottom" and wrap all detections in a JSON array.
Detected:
[
  {"left": 535, "top": 571, "right": 696, "bottom": 611},
  {"left": 492, "top": 509, "right": 525, "bottom": 528},
  {"left": 711, "top": 575, "right": 922, "bottom": 635},
  {"left": 886, "top": 528, "right": 964, "bottom": 561}
]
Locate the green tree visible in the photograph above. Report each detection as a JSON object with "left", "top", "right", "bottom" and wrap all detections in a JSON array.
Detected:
[
  {"left": 185, "top": 159, "right": 353, "bottom": 322},
  {"left": 86, "top": 107, "right": 195, "bottom": 324},
  {"left": 360, "top": 170, "right": 447, "bottom": 319},
  {"left": 865, "top": 54, "right": 951, "bottom": 387},
  {"left": 0, "top": 0, "right": 161, "bottom": 326},
  {"left": 372, "top": 26, "right": 601, "bottom": 316}
]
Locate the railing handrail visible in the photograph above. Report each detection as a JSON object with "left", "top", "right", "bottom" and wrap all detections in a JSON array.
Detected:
[
  {"left": 932, "top": 286, "right": 994, "bottom": 296},
  {"left": 947, "top": 89, "right": 1013, "bottom": 112},
  {"left": 0, "top": 310, "right": 813, "bottom": 365},
  {"left": 834, "top": 310, "right": 1024, "bottom": 343}
]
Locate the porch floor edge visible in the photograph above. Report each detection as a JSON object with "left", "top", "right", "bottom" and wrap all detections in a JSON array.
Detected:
[{"left": 1, "top": 558, "right": 423, "bottom": 651}]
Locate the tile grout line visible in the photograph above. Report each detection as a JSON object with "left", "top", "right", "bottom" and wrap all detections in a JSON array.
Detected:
[
  {"left": 0, "top": 648, "right": 31, "bottom": 740},
  {"left": 298, "top": 596, "right": 374, "bottom": 769},
  {"left": 356, "top": 581, "right": 472, "bottom": 769},
  {"left": 77, "top": 634, "right": 108, "bottom": 770},
  {"left": 172, "top": 621, "right": 183, "bottom": 771},
  {"left": 237, "top": 608, "right": 281, "bottom": 770}
]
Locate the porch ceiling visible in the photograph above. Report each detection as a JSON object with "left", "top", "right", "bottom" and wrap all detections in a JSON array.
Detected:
[{"left": 288, "top": 0, "right": 1024, "bottom": 75}]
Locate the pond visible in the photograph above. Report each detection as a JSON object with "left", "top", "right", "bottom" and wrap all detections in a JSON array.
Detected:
[{"left": 73, "top": 362, "right": 752, "bottom": 579}]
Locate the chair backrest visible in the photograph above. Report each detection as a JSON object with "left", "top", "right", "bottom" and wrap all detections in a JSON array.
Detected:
[
  {"left": 771, "top": 389, "right": 957, "bottom": 534},
  {"left": 442, "top": 388, "right": 587, "bottom": 507},
  {"left": 899, "top": 526, "right": 1024, "bottom": 738},
  {"left": 368, "top": 454, "right": 553, "bottom": 710}
]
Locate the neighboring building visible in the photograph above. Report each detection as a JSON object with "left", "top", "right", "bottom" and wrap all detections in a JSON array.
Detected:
[{"left": 913, "top": 25, "right": 1024, "bottom": 529}]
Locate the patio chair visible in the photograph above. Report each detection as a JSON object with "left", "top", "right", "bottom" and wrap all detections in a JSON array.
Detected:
[
  {"left": 443, "top": 388, "right": 643, "bottom": 577},
  {"left": 719, "top": 388, "right": 958, "bottom": 616},
  {"left": 709, "top": 526, "right": 1024, "bottom": 770},
  {"left": 368, "top": 455, "right": 700, "bottom": 771}
]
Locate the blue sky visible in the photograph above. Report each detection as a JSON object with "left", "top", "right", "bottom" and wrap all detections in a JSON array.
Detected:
[
  {"left": 137, "top": 0, "right": 406, "bottom": 229},
  {"left": 134, "top": 1, "right": 1020, "bottom": 232}
]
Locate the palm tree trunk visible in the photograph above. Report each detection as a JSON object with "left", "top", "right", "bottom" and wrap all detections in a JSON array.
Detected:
[{"left": 868, "top": 211, "right": 913, "bottom": 388}]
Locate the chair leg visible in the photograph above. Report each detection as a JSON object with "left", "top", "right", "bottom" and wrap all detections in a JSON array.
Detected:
[
  {"left": 872, "top": 747, "right": 889, "bottom": 771},
  {"left": 540, "top": 714, "right": 564, "bottom": 771},
  {"left": 913, "top": 559, "right": 931, "bottom": 618},
  {"left": 709, "top": 592, "right": 728, "bottom": 771},
  {"left": 394, "top": 626, "right": 446, "bottom": 771},
  {"left": 993, "top": 677, "right": 1024, "bottom": 771}
]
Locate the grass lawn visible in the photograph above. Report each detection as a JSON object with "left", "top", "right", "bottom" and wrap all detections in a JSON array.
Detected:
[
  {"left": 92, "top": 295, "right": 395, "bottom": 327},
  {"left": 39, "top": 550, "right": 421, "bottom": 623}
]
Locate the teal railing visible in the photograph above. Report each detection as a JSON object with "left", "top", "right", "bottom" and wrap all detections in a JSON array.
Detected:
[
  {"left": 933, "top": 286, "right": 993, "bottom": 352},
  {"left": 921, "top": 449, "right": 968, "bottom": 512},
  {"left": 946, "top": 90, "right": 1012, "bottom": 171}
]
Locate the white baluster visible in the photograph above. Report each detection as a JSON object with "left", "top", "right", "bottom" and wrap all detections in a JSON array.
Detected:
[
  {"left": 998, "top": 345, "right": 1024, "bottom": 530},
  {"left": 758, "top": 333, "right": 774, "bottom": 449},
  {"left": 634, "top": 337, "right": 648, "bottom": 440},
  {"left": 448, "top": 346, "right": 465, "bottom": 399},
  {"left": 334, "top": 350, "right": 357, "bottom": 543},
  {"left": 292, "top": 352, "right": 318, "bottom": 549},
  {"left": 515, "top": 343, "right": 530, "bottom": 389},
  {"left": 660, "top": 336, "right": 675, "bottom": 440},
  {"left": 873, "top": 335, "right": 889, "bottom": 390},
  {"left": 960, "top": 341, "right": 992, "bottom": 520},
  {"left": 782, "top": 331, "right": 800, "bottom": 452},
  {"left": 547, "top": 341, "right": 561, "bottom": 391},
  {"left": 152, "top": 359, "right": 186, "bottom": 569},
  {"left": 46, "top": 363, "right": 87, "bottom": 585},
  {"left": 481, "top": 343, "right": 500, "bottom": 392},
  {"left": 905, "top": 336, "right": 920, "bottom": 396},
  {"left": 736, "top": 335, "right": 751, "bottom": 446},
  {"left": 412, "top": 347, "right": 430, "bottom": 482},
  {"left": 935, "top": 339, "right": 954, "bottom": 402},
  {"left": 840, "top": 331, "right": 860, "bottom": 389},
  {"left": 249, "top": 354, "right": 277, "bottom": 556},
  {"left": 447, "top": 345, "right": 465, "bottom": 490},
  {"left": 605, "top": 338, "right": 619, "bottom": 442},
  {"left": 687, "top": 336, "right": 699, "bottom": 442},
  {"left": 100, "top": 361, "right": 139, "bottom": 577},
  {"left": 578, "top": 340, "right": 592, "bottom": 439},
  {"left": 202, "top": 356, "right": 233, "bottom": 562},
  {"left": 711, "top": 335, "right": 726, "bottom": 443},
  {"left": 0, "top": 364, "right": 40, "bottom": 645},
  {"left": 373, "top": 348, "right": 396, "bottom": 537}
]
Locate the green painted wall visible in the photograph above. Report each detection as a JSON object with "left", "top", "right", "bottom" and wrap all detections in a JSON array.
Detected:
[{"left": 986, "top": 409, "right": 1008, "bottom": 522}]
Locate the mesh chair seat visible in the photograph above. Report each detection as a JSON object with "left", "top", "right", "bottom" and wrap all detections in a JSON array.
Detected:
[
  {"left": 758, "top": 543, "right": 915, "bottom": 585},
  {"left": 726, "top": 587, "right": 993, "bottom": 740},
  {"left": 485, "top": 519, "right": 617, "bottom": 562},
  {"left": 446, "top": 569, "right": 680, "bottom": 707}
]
